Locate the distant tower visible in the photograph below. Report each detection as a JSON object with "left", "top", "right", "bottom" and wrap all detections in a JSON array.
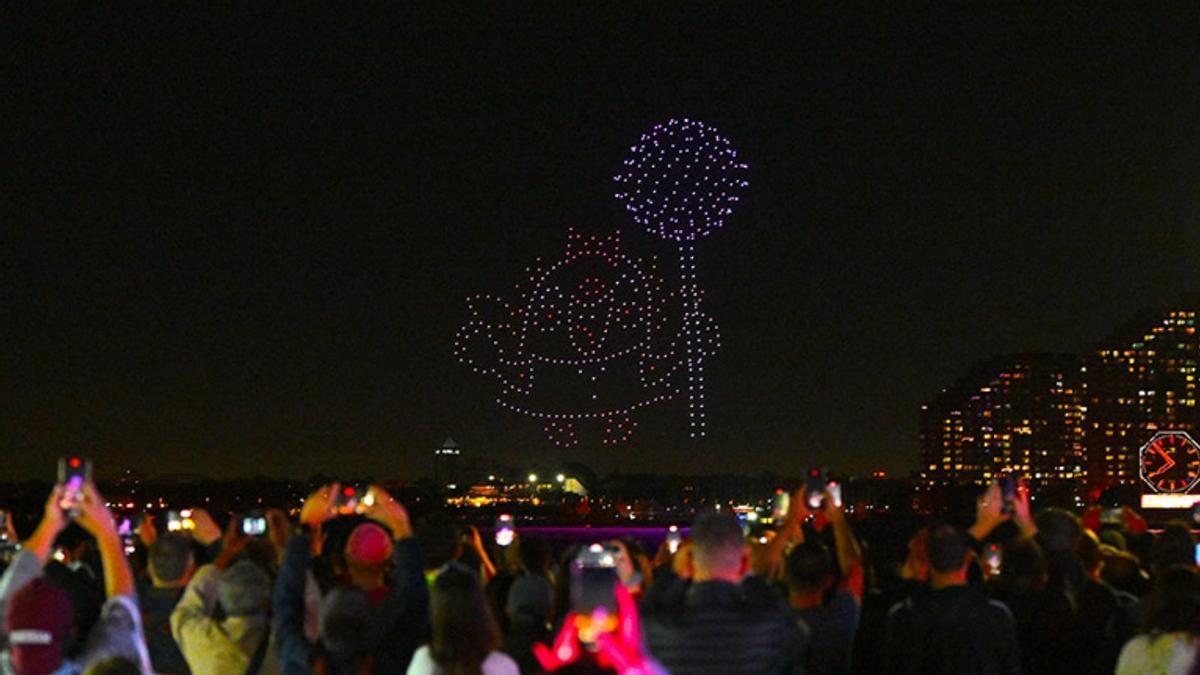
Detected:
[{"left": 434, "top": 437, "right": 463, "bottom": 488}]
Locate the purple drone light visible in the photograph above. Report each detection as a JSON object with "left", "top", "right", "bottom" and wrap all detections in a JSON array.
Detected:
[
  {"left": 615, "top": 118, "right": 748, "bottom": 437},
  {"left": 613, "top": 117, "right": 749, "bottom": 243}
]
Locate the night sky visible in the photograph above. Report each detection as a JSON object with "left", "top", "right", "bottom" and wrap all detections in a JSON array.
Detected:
[{"left": 5, "top": 5, "right": 1200, "bottom": 480}]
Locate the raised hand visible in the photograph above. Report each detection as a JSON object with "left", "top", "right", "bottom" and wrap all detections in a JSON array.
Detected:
[
  {"left": 74, "top": 481, "right": 117, "bottom": 539},
  {"left": 1012, "top": 482, "right": 1036, "bottom": 536},
  {"left": 595, "top": 584, "right": 655, "bottom": 675},
  {"left": 782, "top": 486, "right": 811, "bottom": 539},
  {"left": 364, "top": 484, "right": 411, "bottom": 540},
  {"left": 970, "top": 481, "right": 1009, "bottom": 541},
  {"left": 24, "top": 485, "right": 70, "bottom": 562},
  {"left": 533, "top": 612, "right": 585, "bottom": 671},
  {"left": 138, "top": 514, "right": 158, "bottom": 547},
  {"left": 2, "top": 510, "right": 16, "bottom": 543},
  {"left": 533, "top": 584, "right": 655, "bottom": 674},
  {"left": 41, "top": 485, "right": 69, "bottom": 536},
  {"left": 188, "top": 508, "right": 223, "bottom": 546},
  {"left": 215, "top": 514, "right": 250, "bottom": 570},
  {"left": 300, "top": 483, "right": 340, "bottom": 527},
  {"left": 266, "top": 508, "right": 291, "bottom": 560}
]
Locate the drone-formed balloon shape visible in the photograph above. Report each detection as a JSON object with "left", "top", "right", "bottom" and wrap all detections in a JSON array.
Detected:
[{"left": 614, "top": 118, "right": 749, "bottom": 437}]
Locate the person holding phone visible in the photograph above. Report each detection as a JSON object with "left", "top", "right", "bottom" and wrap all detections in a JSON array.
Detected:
[
  {"left": 884, "top": 523, "right": 1020, "bottom": 675},
  {"left": 784, "top": 484, "right": 864, "bottom": 675},
  {"left": 170, "top": 507, "right": 284, "bottom": 675},
  {"left": 534, "top": 581, "right": 668, "bottom": 675},
  {"left": 139, "top": 533, "right": 196, "bottom": 675},
  {"left": 639, "top": 510, "right": 807, "bottom": 675},
  {"left": 274, "top": 482, "right": 429, "bottom": 675},
  {"left": 0, "top": 481, "right": 152, "bottom": 674}
]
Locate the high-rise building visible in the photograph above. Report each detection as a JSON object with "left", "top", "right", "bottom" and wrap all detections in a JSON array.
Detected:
[
  {"left": 918, "top": 354, "right": 1085, "bottom": 489},
  {"left": 434, "top": 437, "right": 463, "bottom": 488},
  {"left": 1083, "top": 301, "right": 1200, "bottom": 490}
]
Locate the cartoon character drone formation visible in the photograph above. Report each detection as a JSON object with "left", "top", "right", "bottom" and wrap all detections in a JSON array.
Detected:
[{"left": 455, "top": 118, "right": 749, "bottom": 447}]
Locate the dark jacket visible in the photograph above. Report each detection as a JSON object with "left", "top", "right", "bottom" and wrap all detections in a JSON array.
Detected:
[
  {"left": 884, "top": 584, "right": 1020, "bottom": 675},
  {"left": 641, "top": 575, "right": 808, "bottom": 675},
  {"left": 1001, "top": 557, "right": 1134, "bottom": 675},
  {"left": 273, "top": 532, "right": 429, "bottom": 675},
  {"left": 139, "top": 583, "right": 190, "bottom": 675}
]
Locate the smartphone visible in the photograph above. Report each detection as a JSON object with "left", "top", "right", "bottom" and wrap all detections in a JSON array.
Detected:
[
  {"left": 805, "top": 468, "right": 828, "bottom": 509},
  {"left": 495, "top": 514, "right": 515, "bottom": 547},
  {"left": 666, "top": 525, "right": 681, "bottom": 554},
  {"left": 984, "top": 543, "right": 1003, "bottom": 575},
  {"left": 166, "top": 509, "right": 195, "bottom": 533},
  {"left": 336, "top": 485, "right": 367, "bottom": 515},
  {"left": 570, "top": 543, "right": 622, "bottom": 646},
  {"left": 827, "top": 481, "right": 843, "bottom": 508},
  {"left": 1194, "top": 543, "right": 1200, "bottom": 567},
  {"left": 57, "top": 456, "right": 92, "bottom": 513},
  {"left": 241, "top": 512, "right": 268, "bottom": 536},
  {"left": 117, "top": 518, "right": 137, "bottom": 555},
  {"left": 1000, "top": 475, "right": 1017, "bottom": 516},
  {"left": 1100, "top": 508, "right": 1123, "bottom": 526},
  {"left": 771, "top": 489, "right": 790, "bottom": 520}
]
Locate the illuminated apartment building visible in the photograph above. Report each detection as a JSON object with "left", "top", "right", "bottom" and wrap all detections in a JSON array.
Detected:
[
  {"left": 1083, "top": 302, "right": 1200, "bottom": 490},
  {"left": 919, "top": 354, "right": 1085, "bottom": 488}
]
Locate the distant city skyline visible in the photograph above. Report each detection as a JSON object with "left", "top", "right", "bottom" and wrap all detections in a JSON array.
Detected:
[{"left": 921, "top": 297, "right": 1200, "bottom": 491}]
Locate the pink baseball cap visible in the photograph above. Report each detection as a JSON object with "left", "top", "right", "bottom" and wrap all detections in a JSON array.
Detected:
[{"left": 346, "top": 522, "right": 393, "bottom": 565}]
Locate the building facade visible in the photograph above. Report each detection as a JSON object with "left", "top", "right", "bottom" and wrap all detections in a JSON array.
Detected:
[
  {"left": 918, "top": 354, "right": 1085, "bottom": 489},
  {"left": 1083, "top": 303, "right": 1200, "bottom": 490},
  {"left": 918, "top": 298, "right": 1200, "bottom": 492}
]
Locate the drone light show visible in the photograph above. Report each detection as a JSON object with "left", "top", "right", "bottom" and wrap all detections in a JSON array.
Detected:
[{"left": 456, "top": 118, "right": 748, "bottom": 445}]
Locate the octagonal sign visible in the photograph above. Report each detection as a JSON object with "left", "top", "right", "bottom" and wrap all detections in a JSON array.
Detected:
[{"left": 1139, "top": 431, "right": 1200, "bottom": 494}]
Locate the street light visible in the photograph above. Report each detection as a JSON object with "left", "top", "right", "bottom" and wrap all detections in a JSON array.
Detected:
[
  {"left": 528, "top": 473, "right": 538, "bottom": 483},
  {"left": 556, "top": 473, "right": 566, "bottom": 483}
]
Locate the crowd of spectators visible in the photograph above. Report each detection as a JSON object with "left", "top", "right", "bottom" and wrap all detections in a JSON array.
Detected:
[{"left": 2, "top": 476, "right": 1200, "bottom": 674}]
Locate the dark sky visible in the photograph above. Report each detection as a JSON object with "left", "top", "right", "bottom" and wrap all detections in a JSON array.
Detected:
[{"left": 4, "top": 4, "right": 1200, "bottom": 480}]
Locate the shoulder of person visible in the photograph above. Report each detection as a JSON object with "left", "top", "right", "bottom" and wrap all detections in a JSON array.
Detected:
[
  {"left": 482, "top": 650, "right": 521, "bottom": 675},
  {"left": 405, "top": 644, "right": 436, "bottom": 675},
  {"left": 741, "top": 574, "right": 787, "bottom": 605},
  {"left": 640, "top": 575, "right": 688, "bottom": 614}
]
